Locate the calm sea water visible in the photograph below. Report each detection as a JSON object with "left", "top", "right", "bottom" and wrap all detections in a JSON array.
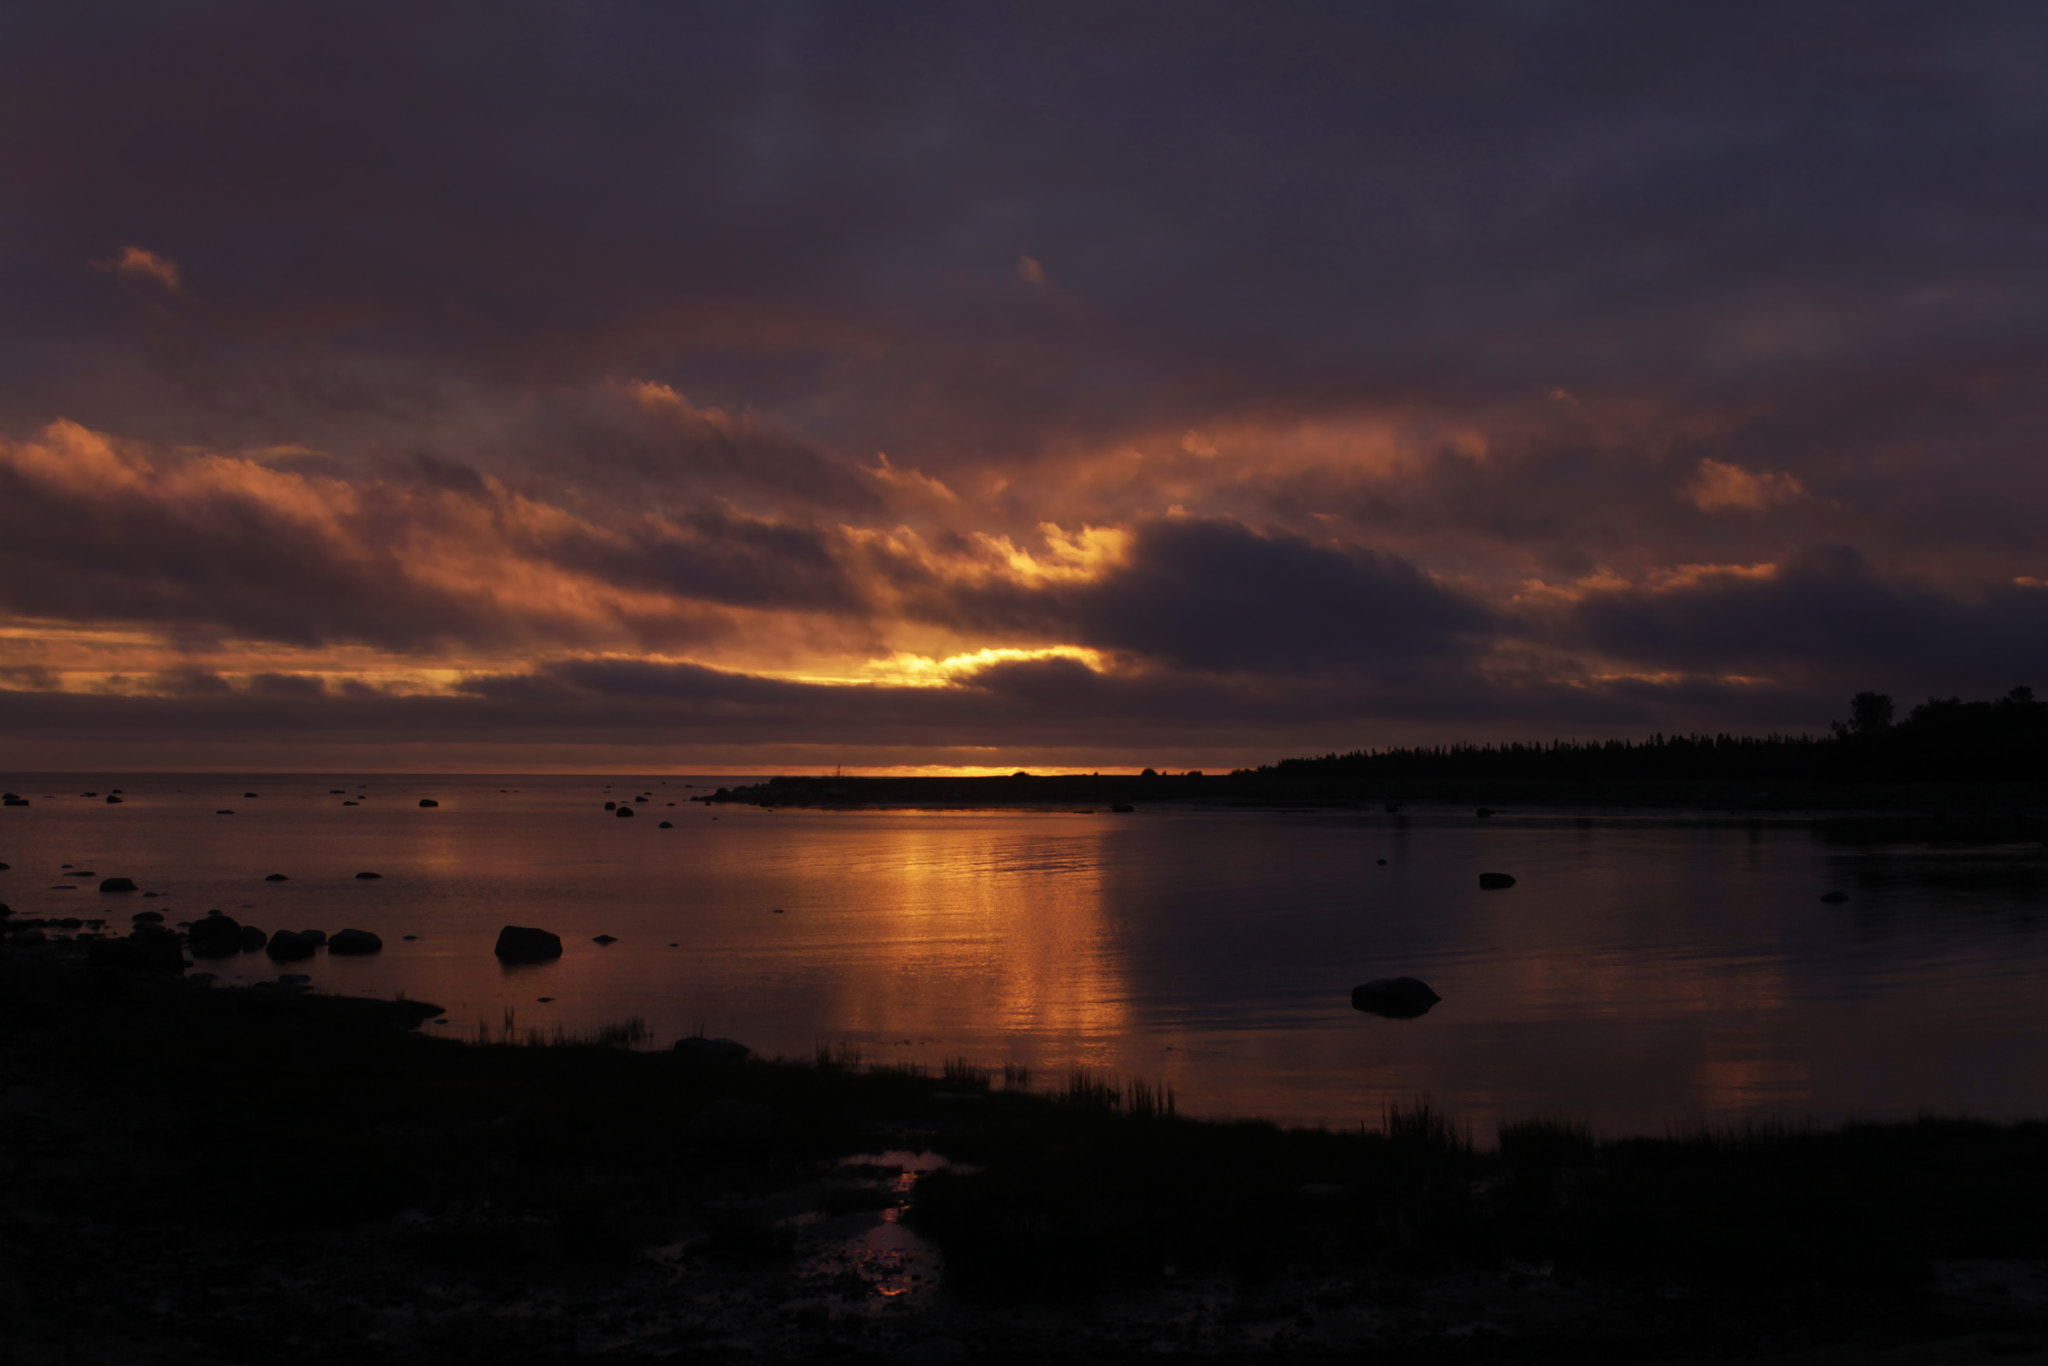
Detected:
[{"left": 8, "top": 772, "right": 2048, "bottom": 1139}]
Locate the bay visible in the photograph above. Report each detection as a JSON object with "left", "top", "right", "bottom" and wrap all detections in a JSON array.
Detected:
[{"left": 8, "top": 771, "right": 2048, "bottom": 1140}]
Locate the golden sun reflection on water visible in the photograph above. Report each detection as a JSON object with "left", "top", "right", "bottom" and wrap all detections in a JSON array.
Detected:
[{"left": 816, "top": 819, "right": 1131, "bottom": 1057}]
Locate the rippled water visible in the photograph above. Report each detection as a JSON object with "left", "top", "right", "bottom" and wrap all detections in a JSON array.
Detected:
[{"left": 9, "top": 771, "right": 2048, "bottom": 1138}]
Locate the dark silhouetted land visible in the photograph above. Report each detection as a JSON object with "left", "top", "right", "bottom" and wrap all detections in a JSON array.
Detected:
[
  {"left": 8, "top": 938, "right": 2048, "bottom": 1363},
  {"left": 703, "top": 688, "right": 2048, "bottom": 817}
]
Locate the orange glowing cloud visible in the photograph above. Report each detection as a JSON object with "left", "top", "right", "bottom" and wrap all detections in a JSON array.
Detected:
[
  {"left": 1686, "top": 458, "right": 1807, "bottom": 512},
  {"left": 97, "top": 245, "right": 183, "bottom": 292}
]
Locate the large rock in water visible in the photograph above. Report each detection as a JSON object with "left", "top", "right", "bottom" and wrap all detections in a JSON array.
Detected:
[
  {"left": 265, "top": 930, "right": 317, "bottom": 961},
  {"left": 494, "top": 925, "right": 563, "bottom": 962},
  {"left": 1350, "top": 977, "right": 1442, "bottom": 1019},
  {"left": 186, "top": 913, "right": 243, "bottom": 957},
  {"left": 328, "top": 928, "right": 382, "bottom": 955}
]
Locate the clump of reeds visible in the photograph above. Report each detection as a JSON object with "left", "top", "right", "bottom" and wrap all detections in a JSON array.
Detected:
[
  {"left": 590, "top": 1016, "right": 648, "bottom": 1048},
  {"left": 1061, "top": 1067, "right": 1121, "bottom": 1111},
  {"left": 942, "top": 1057, "right": 992, "bottom": 1091},
  {"left": 1382, "top": 1098, "right": 1470, "bottom": 1154},
  {"left": 1498, "top": 1116, "right": 1596, "bottom": 1171},
  {"left": 1055, "top": 1068, "right": 1174, "bottom": 1118},
  {"left": 813, "top": 1039, "right": 865, "bottom": 1072},
  {"left": 1001, "top": 1060, "right": 1030, "bottom": 1090},
  {"left": 1125, "top": 1076, "right": 1175, "bottom": 1120}
]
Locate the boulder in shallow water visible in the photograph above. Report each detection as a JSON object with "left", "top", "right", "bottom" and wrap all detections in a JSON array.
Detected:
[
  {"left": 614, "top": 805, "right": 634, "bottom": 818},
  {"left": 592, "top": 933, "right": 617, "bottom": 945},
  {"left": 354, "top": 871, "right": 382, "bottom": 880},
  {"left": 264, "top": 873, "right": 288, "bottom": 882},
  {"left": 673, "top": 1036, "right": 750, "bottom": 1065},
  {"left": 418, "top": 798, "right": 438, "bottom": 808},
  {"left": 238, "top": 925, "right": 268, "bottom": 950},
  {"left": 186, "top": 914, "right": 243, "bottom": 956},
  {"left": 329, "top": 928, "right": 381, "bottom": 954},
  {"left": 98, "top": 876, "right": 138, "bottom": 893},
  {"left": 494, "top": 924, "right": 563, "bottom": 962},
  {"left": 1350, "top": 976, "right": 1442, "bottom": 1018},
  {"left": 297, "top": 929, "right": 327, "bottom": 946},
  {"left": 265, "top": 930, "right": 317, "bottom": 961},
  {"left": 1478, "top": 872, "right": 1517, "bottom": 890},
  {"left": 658, "top": 821, "right": 673, "bottom": 828}
]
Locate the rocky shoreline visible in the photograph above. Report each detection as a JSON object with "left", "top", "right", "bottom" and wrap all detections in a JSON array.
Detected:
[{"left": 6, "top": 938, "right": 2048, "bottom": 1364}]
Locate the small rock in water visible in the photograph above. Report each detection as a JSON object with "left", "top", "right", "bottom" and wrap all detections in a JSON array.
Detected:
[
  {"left": 342, "top": 800, "right": 358, "bottom": 806},
  {"left": 1377, "top": 858, "right": 1388, "bottom": 866},
  {"left": 330, "top": 789, "right": 345, "bottom": 794},
  {"left": 418, "top": 798, "right": 438, "bottom": 808},
  {"left": 604, "top": 801, "right": 616, "bottom": 810},
  {"left": 1478, "top": 872, "right": 1517, "bottom": 889},
  {"left": 328, "top": 928, "right": 382, "bottom": 954},
  {"left": 1350, "top": 976, "right": 1442, "bottom": 1018},
  {"left": 245, "top": 792, "right": 259, "bottom": 798},
  {"left": 658, "top": 820, "right": 673, "bottom": 828},
  {"left": 105, "top": 795, "right": 122, "bottom": 804},
  {"left": 401, "top": 934, "right": 418, "bottom": 941},
  {"left": 265, "top": 873, "right": 289, "bottom": 882},
  {"left": 614, "top": 805, "right": 634, "bottom": 818},
  {"left": 772, "top": 907, "right": 785, "bottom": 914},
  {"left": 132, "top": 910, "right": 164, "bottom": 923},
  {"left": 1820, "top": 891, "right": 1849, "bottom": 904},
  {"left": 98, "top": 877, "right": 138, "bottom": 893},
  {"left": 537, "top": 996, "right": 555, "bottom": 1003},
  {"left": 216, "top": 809, "right": 234, "bottom": 815},
  {"left": 494, "top": 924, "right": 563, "bottom": 962},
  {"left": 354, "top": 871, "right": 382, "bottom": 879},
  {"left": 592, "top": 933, "right": 618, "bottom": 945}
]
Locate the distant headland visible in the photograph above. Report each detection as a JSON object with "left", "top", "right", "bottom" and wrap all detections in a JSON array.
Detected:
[{"left": 700, "top": 687, "right": 2048, "bottom": 815}]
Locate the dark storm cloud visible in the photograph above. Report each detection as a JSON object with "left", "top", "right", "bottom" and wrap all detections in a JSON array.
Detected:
[
  {"left": 8, "top": 1, "right": 2048, "bottom": 455},
  {"left": 1067, "top": 520, "right": 1490, "bottom": 674},
  {"left": 1570, "top": 548, "right": 2048, "bottom": 694}
]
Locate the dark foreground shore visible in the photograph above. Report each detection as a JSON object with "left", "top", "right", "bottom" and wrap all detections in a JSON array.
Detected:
[
  {"left": 698, "top": 773, "right": 2048, "bottom": 821},
  {"left": 7, "top": 943, "right": 2048, "bottom": 1364}
]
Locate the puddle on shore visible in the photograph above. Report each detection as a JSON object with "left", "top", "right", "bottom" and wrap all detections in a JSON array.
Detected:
[{"left": 784, "top": 1150, "right": 957, "bottom": 1316}]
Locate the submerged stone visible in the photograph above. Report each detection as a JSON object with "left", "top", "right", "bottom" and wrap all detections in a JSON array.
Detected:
[{"left": 98, "top": 877, "right": 138, "bottom": 893}]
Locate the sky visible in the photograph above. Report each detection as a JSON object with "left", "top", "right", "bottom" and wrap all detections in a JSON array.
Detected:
[{"left": 4, "top": 1, "right": 2048, "bottom": 773}]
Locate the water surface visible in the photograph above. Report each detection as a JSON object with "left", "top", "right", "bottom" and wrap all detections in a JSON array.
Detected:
[{"left": 8, "top": 772, "right": 2048, "bottom": 1138}]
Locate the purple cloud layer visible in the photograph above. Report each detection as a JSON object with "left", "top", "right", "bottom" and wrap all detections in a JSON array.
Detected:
[{"left": 3, "top": 2, "right": 2047, "bottom": 765}]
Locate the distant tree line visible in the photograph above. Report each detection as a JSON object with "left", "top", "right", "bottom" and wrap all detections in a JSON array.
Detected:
[{"left": 1250, "top": 687, "right": 2048, "bottom": 784}]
